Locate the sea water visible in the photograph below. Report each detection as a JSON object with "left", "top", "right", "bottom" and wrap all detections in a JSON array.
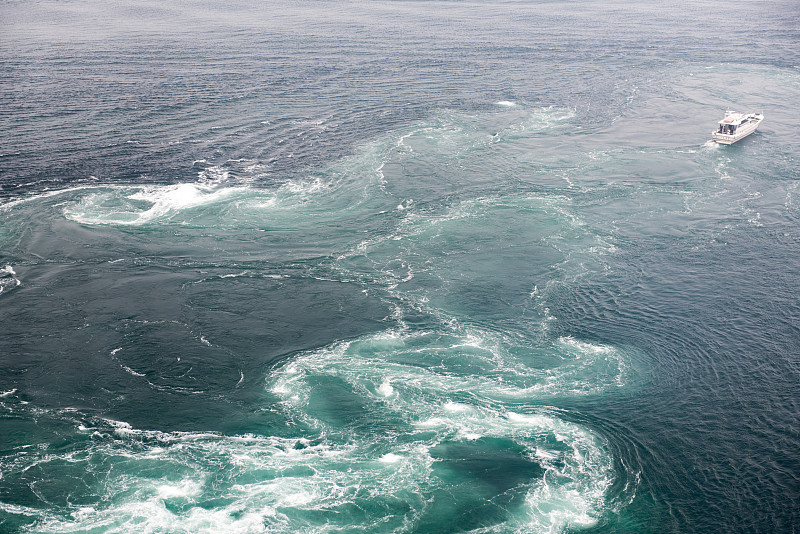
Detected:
[{"left": 1, "top": 0, "right": 800, "bottom": 532}]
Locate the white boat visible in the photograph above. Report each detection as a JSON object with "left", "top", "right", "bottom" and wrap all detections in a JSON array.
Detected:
[{"left": 712, "top": 110, "right": 763, "bottom": 144}]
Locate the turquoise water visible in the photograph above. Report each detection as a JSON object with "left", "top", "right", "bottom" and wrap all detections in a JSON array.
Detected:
[{"left": 2, "top": 1, "right": 800, "bottom": 532}]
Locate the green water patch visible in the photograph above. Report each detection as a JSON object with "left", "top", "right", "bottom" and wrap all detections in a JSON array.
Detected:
[{"left": 421, "top": 437, "right": 545, "bottom": 532}]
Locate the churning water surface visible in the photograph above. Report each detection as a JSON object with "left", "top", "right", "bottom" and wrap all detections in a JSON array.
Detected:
[{"left": 1, "top": 1, "right": 800, "bottom": 532}]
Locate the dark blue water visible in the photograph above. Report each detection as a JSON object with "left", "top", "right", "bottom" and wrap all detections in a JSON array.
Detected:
[{"left": 2, "top": 1, "right": 800, "bottom": 532}]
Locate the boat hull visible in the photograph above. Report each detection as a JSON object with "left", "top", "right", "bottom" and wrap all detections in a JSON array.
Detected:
[{"left": 712, "top": 128, "right": 757, "bottom": 145}]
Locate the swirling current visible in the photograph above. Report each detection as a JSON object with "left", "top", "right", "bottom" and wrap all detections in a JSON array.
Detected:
[{"left": 2, "top": 1, "right": 800, "bottom": 532}]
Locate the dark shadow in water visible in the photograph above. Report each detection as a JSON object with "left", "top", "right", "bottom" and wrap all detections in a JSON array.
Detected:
[{"left": 417, "top": 437, "right": 544, "bottom": 533}]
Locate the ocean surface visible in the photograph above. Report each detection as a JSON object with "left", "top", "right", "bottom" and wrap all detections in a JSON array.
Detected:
[{"left": 2, "top": 1, "right": 800, "bottom": 532}]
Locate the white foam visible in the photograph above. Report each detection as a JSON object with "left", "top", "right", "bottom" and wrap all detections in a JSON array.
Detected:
[
  {"left": 197, "top": 165, "right": 230, "bottom": 183},
  {"left": 103, "top": 419, "right": 138, "bottom": 437},
  {"left": 443, "top": 401, "right": 469, "bottom": 412},
  {"left": 507, "top": 412, "right": 554, "bottom": 427},
  {"left": 0, "top": 265, "right": 20, "bottom": 294},
  {"left": 377, "top": 379, "right": 394, "bottom": 397},
  {"left": 121, "top": 365, "right": 146, "bottom": 377},
  {"left": 558, "top": 336, "right": 613, "bottom": 355},
  {"left": 127, "top": 184, "right": 236, "bottom": 217},
  {"left": 379, "top": 453, "right": 403, "bottom": 463},
  {"left": 218, "top": 271, "right": 249, "bottom": 279},
  {"left": 71, "top": 506, "right": 96, "bottom": 520},
  {"left": 63, "top": 184, "right": 248, "bottom": 226},
  {"left": 0, "top": 502, "right": 43, "bottom": 517},
  {"left": 157, "top": 479, "right": 202, "bottom": 499},
  {"left": 496, "top": 100, "right": 517, "bottom": 107},
  {"left": 278, "top": 177, "right": 326, "bottom": 195}
]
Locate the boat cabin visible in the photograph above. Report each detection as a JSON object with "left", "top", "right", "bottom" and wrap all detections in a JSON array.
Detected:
[{"left": 716, "top": 112, "right": 759, "bottom": 135}]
